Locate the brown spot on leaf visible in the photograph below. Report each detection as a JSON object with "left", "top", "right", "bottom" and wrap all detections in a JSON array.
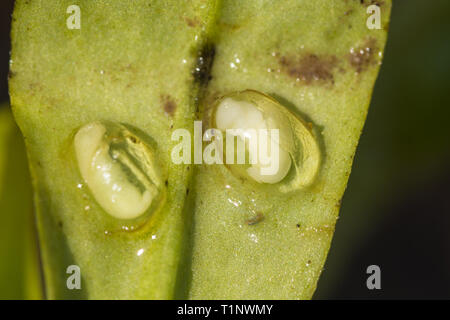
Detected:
[
  {"left": 245, "top": 212, "right": 265, "bottom": 226},
  {"left": 344, "top": 9, "right": 353, "bottom": 15},
  {"left": 348, "top": 37, "right": 378, "bottom": 73},
  {"left": 184, "top": 17, "right": 199, "bottom": 27},
  {"left": 360, "top": 0, "right": 384, "bottom": 6},
  {"left": 218, "top": 21, "right": 241, "bottom": 31},
  {"left": 161, "top": 95, "right": 177, "bottom": 117},
  {"left": 279, "top": 53, "right": 338, "bottom": 85}
]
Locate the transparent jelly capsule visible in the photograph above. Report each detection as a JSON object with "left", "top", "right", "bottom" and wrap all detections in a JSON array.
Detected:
[
  {"left": 74, "top": 121, "right": 164, "bottom": 220},
  {"left": 210, "top": 90, "right": 321, "bottom": 192}
]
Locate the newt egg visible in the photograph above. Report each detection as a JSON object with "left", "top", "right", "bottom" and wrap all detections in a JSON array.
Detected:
[
  {"left": 74, "top": 121, "right": 163, "bottom": 220},
  {"left": 212, "top": 90, "right": 320, "bottom": 191}
]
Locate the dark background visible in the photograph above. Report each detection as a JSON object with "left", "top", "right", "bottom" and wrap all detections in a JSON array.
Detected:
[
  {"left": 0, "top": 1, "right": 14, "bottom": 103},
  {"left": 1, "top": 1, "right": 449, "bottom": 299}
]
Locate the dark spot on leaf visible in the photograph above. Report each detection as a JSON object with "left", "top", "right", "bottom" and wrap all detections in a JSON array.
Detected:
[
  {"left": 160, "top": 95, "right": 177, "bottom": 117},
  {"left": 279, "top": 53, "right": 338, "bottom": 85},
  {"left": 165, "top": 180, "right": 168, "bottom": 187},
  {"left": 296, "top": 223, "right": 301, "bottom": 228},
  {"left": 348, "top": 37, "right": 378, "bottom": 73},
  {"left": 193, "top": 42, "right": 215, "bottom": 87},
  {"left": 186, "top": 188, "right": 190, "bottom": 195},
  {"left": 8, "top": 70, "right": 15, "bottom": 79},
  {"left": 360, "top": 0, "right": 384, "bottom": 6},
  {"left": 184, "top": 17, "right": 199, "bottom": 27},
  {"left": 218, "top": 21, "right": 241, "bottom": 31},
  {"left": 245, "top": 212, "right": 264, "bottom": 226}
]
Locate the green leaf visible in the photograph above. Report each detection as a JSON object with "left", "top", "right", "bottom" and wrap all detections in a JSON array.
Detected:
[
  {"left": 188, "top": 0, "right": 391, "bottom": 299},
  {"left": 10, "top": 0, "right": 219, "bottom": 299},
  {"left": 0, "top": 104, "right": 42, "bottom": 299},
  {"left": 10, "top": 0, "right": 391, "bottom": 299}
]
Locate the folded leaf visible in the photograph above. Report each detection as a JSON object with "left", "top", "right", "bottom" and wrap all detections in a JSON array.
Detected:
[{"left": 10, "top": 0, "right": 391, "bottom": 299}]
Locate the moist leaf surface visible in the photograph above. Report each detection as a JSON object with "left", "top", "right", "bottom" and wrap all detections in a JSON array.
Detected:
[
  {"left": 188, "top": 0, "right": 391, "bottom": 299},
  {"left": 10, "top": 0, "right": 218, "bottom": 299},
  {"left": 10, "top": 0, "right": 391, "bottom": 299}
]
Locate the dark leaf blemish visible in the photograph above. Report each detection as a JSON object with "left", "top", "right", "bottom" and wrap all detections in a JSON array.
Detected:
[
  {"left": 184, "top": 17, "right": 199, "bottom": 27},
  {"left": 360, "top": 0, "right": 384, "bottom": 7},
  {"left": 279, "top": 53, "right": 338, "bottom": 85},
  {"left": 245, "top": 212, "right": 264, "bottom": 226},
  {"left": 161, "top": 94, "right": 177, "bottom": 117},
  {"left": 348, "top": 37, "right": 378, "bottom": 73},
  {"left": 193, "top": 43, "right": 215, "bottom": 87}
]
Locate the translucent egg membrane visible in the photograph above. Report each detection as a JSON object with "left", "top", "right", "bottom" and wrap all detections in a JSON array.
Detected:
[
  {"left": 74, "top": 121, "right": 166, "bottom": 232},
  {"left": 210, "top": 90, "right": 321, "bottom": 193}
]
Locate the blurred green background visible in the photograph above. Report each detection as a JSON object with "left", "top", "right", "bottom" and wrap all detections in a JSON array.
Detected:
[{"left": 0, "top": 0, "right": 449, "bottom": 299}]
